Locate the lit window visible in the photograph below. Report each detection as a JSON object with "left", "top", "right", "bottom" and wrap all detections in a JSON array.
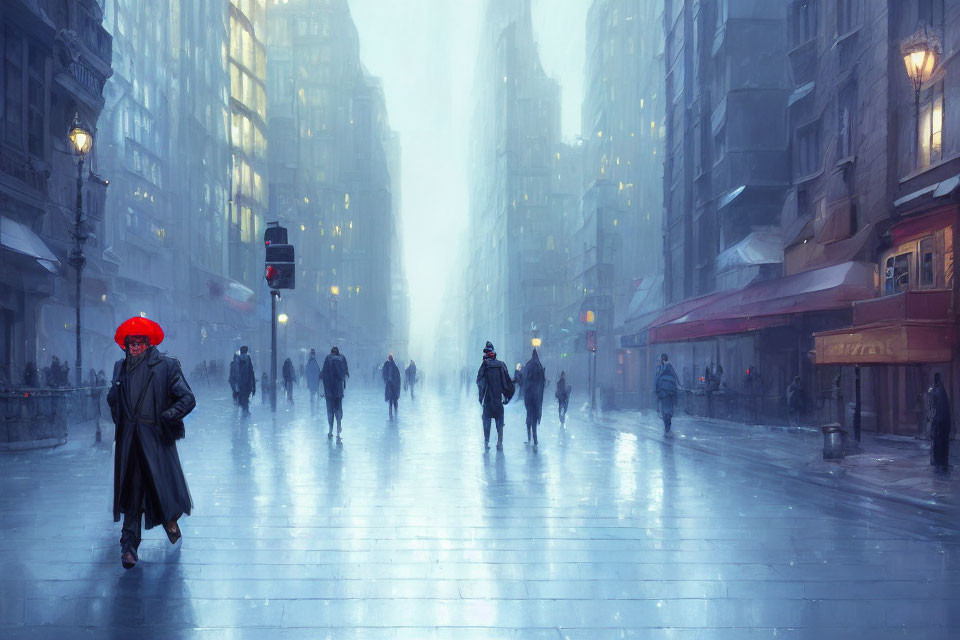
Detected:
[{"left": 918, "top": 84, "right": 944, "bottom": 169}]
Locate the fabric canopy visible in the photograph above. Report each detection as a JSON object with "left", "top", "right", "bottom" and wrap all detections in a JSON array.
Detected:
[
  {"left": 650, "top": 261, "right": 877, "bottom": 343},
  {"left": 0, "top": 216, "right": 59, "bottom": 273}
]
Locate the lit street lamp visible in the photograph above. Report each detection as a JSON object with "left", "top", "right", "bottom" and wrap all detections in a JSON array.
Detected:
[
  {"left": 531, "top": 337, "right": 542, "bottom": 348},
  {"left": 901, "top": 25, "right": 941, "bottom": 167},
  {"left": 67, "top": 114, "right": 93, "bottom": 388},
  {"left": 277, "top": 313, "right": 289, "bottom": 324}
]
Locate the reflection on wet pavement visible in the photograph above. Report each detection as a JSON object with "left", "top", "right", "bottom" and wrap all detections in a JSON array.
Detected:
[{"left": 1, "top": 386, "right": 958, "bottom": 637}]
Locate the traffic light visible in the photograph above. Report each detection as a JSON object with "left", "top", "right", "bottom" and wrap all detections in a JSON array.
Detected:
[
  {"left": 585, "top": 329, "right": 597, "bottom": 352},
  {"left": 264, "top": 224, "right": 295, "bottom": 290}
]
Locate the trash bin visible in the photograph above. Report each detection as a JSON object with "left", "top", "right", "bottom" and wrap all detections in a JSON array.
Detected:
[{"left": 821, "top": 423, "right": 845, "bottom": 460}]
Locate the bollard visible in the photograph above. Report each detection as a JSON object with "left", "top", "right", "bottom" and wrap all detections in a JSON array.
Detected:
[{"left": 821, "top": 423, "right": 845, "bottom": 460}]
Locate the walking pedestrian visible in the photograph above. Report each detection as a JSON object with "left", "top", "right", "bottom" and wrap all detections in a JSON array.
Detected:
[
  {"left": 404, "top": 360, "right": 418, "bottom": 399},
  {"left": 787, "top": 376, "right": 802, "bottom": 427},
  {"left": 382, "top": 354, "right": 401, "bottom": 420},
  {"left": 306, "top": 348, "right": 321, "bottom": 413},
  {"left": 321, "top": 347, "right": 347, "bottom": 442},
  {"left": 556, "top": 370, "right": 571, "bottom": 426},
  {"left": 513, "top": 363, "right": 523, "bottom": 396},
  {"left": 522, "top": 348, "right": 545, "bottom": 447},
  {"left": 476, "top": 341, "right": 515, "bottom": 451},
  {"left": 929, "top": 373, "right": 952, "bottom": 472},
  {"left": 107, "top": 317, "right": 195, "bottom": 570},
  {"left": 282, "top": 357, "right": 296, "bottom": 404},
  {"left": 234, "top": 346, "right": 256, "bottom": 416},
  {"left": 229, "top": 353, "right": 239, "bottom": 406},
  {"left": 260, "top": 371, "right": 269, "bottom": 405},
  {"left": 654, "top": 353, "right": 679, "bottom": 434}
]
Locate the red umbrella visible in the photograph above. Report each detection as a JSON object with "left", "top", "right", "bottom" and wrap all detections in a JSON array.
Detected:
[{"left": 114, "top": 316, "right": 165, "bottom": 349}]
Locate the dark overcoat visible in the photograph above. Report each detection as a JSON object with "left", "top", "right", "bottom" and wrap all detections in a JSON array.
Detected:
[
  {"left": 321, "top": 354, "right": 346, "bottom": 399},
  {"left": 306, "top": 356, "right": 321, "bottom": 393},
  {"left": 382, "top": 359, "right": 401, "bottom": 402},
  {"left": 107, "top": 348, "right": 195, "bottom": 529},
  {"left": 522, "top": 352, "right": 546, "bottom": 425},
  {"left": 235, "top": 353, "right": 255, "bottom": 395},
  {"left": 477, "top": 357, "right": 515, "bottom": 410}
]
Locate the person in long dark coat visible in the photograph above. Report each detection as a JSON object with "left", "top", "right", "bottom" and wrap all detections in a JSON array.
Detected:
[
  {"left": 282, "top": 357, "right": 296, "bottom": 403},
  {"left": 321, "top": 347, "right": 347, "bottom": 441},
  {"left": 476, "top": 341, "right": 515, "bottom": 450},
  {"left": 522, "top": 349, "right": 546, "bottom": 446},
  {"left": 929, "top": 373, "right": 952, "bottom": 472},
  {"left": 556, "top": 370, "right": 571, "bottom": 426},
  {"left": 382, "top": 355, "right": 401, "bottom": 420},
  {"left": 234, "top": 346, "right": 256, "bottom": 416},
  {"left": 107, "top": 317, "right": 195, "bottom": 569},
  {"left": 404, "top": 360, "right": 418, "bottom": 399},
  {"left": 654, "top": 353, "right": 679, "bottom": 434},
  {"left": 228, "top": 353, "right": 239, "bottom": 405},
  {"left": 306, "top": 348, "right": 321, "bottom": 413}
]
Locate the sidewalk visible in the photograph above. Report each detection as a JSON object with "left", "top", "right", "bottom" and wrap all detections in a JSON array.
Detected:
[{"left": 602, "top": 408, "right": 960, "bottom": 514}]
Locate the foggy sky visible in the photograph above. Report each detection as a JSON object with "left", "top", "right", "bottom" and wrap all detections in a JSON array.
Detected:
[{"left": 348, "top": 0, "right": 588, "bottom": 365}]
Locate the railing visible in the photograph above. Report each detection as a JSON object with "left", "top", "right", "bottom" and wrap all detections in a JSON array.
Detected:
[{"left": 0, "top": 386, "right": 107, "bottom": 450}]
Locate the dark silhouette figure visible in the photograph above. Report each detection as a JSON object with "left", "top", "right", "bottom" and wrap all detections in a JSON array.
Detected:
[
  {"left": 787, "top": 376, "right": 803, "bottom": 427},
  {"left": 282, "top": 357, "right": 296, "bottom": 403},
  {"left": 382, "top": 355, "right": 401, "bottom": 420},
  {"left": 929, "top": 373, "right": 952, "bottom": 472},
  {"left": 107, "top": 317, "right": 195, "bottom": 569},
  {"left": 321, "top": 347, "right": 347, "bottom": 441},
  {"left": 523, "top": 349, "right": 546, "bottom": 446},
  {"left": 476, "top": 341, "right": 515, "bottom": 450},
  {"left": 654, "top": 353, "right": 679, "bottom": 434},
  {"left": 404, "top": 360, "right": 417, "bottom": 399},
  {"left": 306, "top": 348, "right": 322, "bottom": 413},
  {"left": 232, "top": 346, "right": 256, "bottom": 416},
  {"left": 556, "top": 370, "right": 571, "bottom": 426}
]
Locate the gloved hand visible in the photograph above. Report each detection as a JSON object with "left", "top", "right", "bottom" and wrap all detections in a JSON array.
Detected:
[{"left": 160, "top": 408, "right": 178, "bottom": 424}]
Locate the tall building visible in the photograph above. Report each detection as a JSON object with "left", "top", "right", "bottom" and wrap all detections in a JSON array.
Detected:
[
  {"left": 576, "top": 0, "right": 665, "bottom": 403},
  {"left": 266, "top": 0, "right": 404, "bottom": 367},
  {"left": 0, "top": 0, "right": 112, "bottom": 382},
  {"left": 464, "top": 0, "right": 566, "bottom": 371},
  {"left": 227, "top": 0, "right": 267, "bottom": 308}
]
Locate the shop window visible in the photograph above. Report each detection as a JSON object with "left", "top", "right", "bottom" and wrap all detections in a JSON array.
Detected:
[
  {"left": 884, "top": 252, "right": 912, "bottom": 294},
  {"left": 918, "top": 83, "right": 943, "bottom": 169}
]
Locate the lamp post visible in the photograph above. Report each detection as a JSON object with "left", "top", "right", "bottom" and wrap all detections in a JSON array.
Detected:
[
  {"left": 67, "top": 114, "right": 93, "bottom": 388},
  {"left": 329, "top": 285, "right": 339, "bottom": 337},
  {"left": 901, "top": 25, "right": 941, "bottom": 168}
]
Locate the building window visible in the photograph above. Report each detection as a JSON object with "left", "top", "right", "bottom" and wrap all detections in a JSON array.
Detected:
[
  {"left": 795, "top": 120, "right": 822, "bottom": 177},
  {"left": 838, "top": 80, "right": 857, "bottom": 158},
  {"left": 884, "top": 252, "right": 912, "bottom": 294},
  {"left": 918, "top": 83, "right": 943, "bottom": 169},
  {"left": 790, "top": 0, "right": 819, "bottom": 47},
  {"left": 836, "top": 0, "right": 859, "bottom": 35},
  {"left": 919, "top": 236, "right": 935, "bottom": 287},
  {"left": 27, "top": 46, "right": 44, "bottom": 157}
]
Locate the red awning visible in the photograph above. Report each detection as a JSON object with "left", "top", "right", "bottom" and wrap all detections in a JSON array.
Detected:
[{"left": 650, "top": 261, "right": 878, "bottom": 343}]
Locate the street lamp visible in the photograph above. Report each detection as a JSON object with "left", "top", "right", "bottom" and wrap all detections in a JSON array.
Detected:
[
  {"left": 329, "top": 285, "right": 339, "bottom": 335},
  {"left": 531, "top": 337, "right": 542, "bottom": 348},
  {"left": 277, "top": 313, "right": 289, "bottom": 324},
  {"left": 901, "top": 25, "right": 941, "bottom": 167},
  {"left": 67, "top": 114, "right": 93, "bottom": 387}
]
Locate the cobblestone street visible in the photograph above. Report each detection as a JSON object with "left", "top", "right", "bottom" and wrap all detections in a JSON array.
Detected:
[{"left": 1, "top": 385, "right": 959, "bottom": 638}]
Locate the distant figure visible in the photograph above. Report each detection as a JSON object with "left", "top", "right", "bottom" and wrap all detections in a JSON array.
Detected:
[
  {"left": 404, "top": 360, "right": 418, "bottom": 399},
  {"left": 46, "top": 356, "right": 62, "bottom": 388},
  {"left": 299, "top": 361, "right": 305, "bottom": 388},
  {"left": 321, "top": 347, "right": 347, "bottom": 442},
  {"left": 234, "top": 346, "right": 256, "bottom": 416},
  {"left": 228, "top": 353, "right": 239, "bottom": 405},
  {"left": 654, "top": 353, "right": 679, "bottom": 434},
  {"left": 306, "top": 348, "right": 322, "bottom": 413},
  {"left": 107, "top": 317, "right": 194, "bottom": 570},
  {"left": 787, "top": 376, "right": 803, "bottom": 427},
  {"left": 513, "top": 363, "right": 523, "bottom": 397},
  {"left": 282, "top": 357, "right": 296, "bottom": 403},
  {"left": 200, "top": 360, "right": 209, "bottom": 387},
  {"left": 23, "top": 361, "right": 38, "bottom": 387},
  {"left": 522, "top": 349, "right": 546, "bottom": 447},
  {"left": 476, "top": 341, "right": 515, "bottom": 451},
  {"left": 556, "top": 370, "right": 571, "bottom": 426},
  {"left": 260, "top": 371, "right": 269, "bottom": 405},
  {"left": 382, "top": 354, "right": 402, "bottom": 420},
  {"left": 929, "top": 373, "right": 952, "bottom": 472}
]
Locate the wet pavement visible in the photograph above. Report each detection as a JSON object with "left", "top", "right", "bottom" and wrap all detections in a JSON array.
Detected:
[{"left": 1, "top": 384, "right": 959, "bottom": 638}]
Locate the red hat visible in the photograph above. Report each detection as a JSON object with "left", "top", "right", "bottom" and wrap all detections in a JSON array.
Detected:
[{"left": 114, "top": 317, "right": 164, "bottom": 349}]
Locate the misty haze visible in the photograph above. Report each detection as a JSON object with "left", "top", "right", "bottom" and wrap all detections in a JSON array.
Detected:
[{"left": 1, "top": 0, "right": 959, "bottom": 637}]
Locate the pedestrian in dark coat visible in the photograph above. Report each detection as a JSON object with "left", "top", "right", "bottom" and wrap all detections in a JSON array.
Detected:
[
  {"left": 654, "top": 353, "right": 679, "bottom": 434},
  {"left": 787, "top": 376, "right": 802, "bottom": 426},
  {"left": 260, "top": 371, "right": 269, "bottom": 405},
  {"left": 228, "top": 354, "right": 239, "bottom": 405},
  {"left": 107, "top": 317, "right": 195, "bottom": 569},
  {"left": 522, "top": 349, "right": 546, "bottom": 446},
  {"left": 476, "top": 341, "right": 515, "bottom": 450},
  {"left": 321, "top": 347, "right": 347, "bottom": 441},
  {"left": 282, "top": 357, "right": 296, "bottom": 403},
  {"left": 234, "top": 346, "right": 256, "bottom": 416},
  {"left": 382, "top": 355, "right": 401, "bottom": 420},
  {"left": 556, "top": 370, "right": 571, "bottom": 426},
  {"left": 929, "top": 373, "right": 952, "bottom": 472},
  {"left": 306, "top": 349, "right": 321, "bottom": 413},
  {"left": 404, "top": 360, "right": 418, "bottom": 399}
]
